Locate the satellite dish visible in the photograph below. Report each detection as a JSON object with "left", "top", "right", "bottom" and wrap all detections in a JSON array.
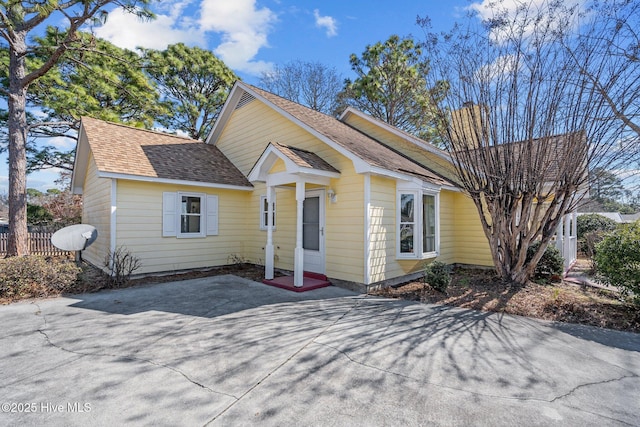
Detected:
[{"left": 51, "top": 224, "right": 98, "bottom": 251}]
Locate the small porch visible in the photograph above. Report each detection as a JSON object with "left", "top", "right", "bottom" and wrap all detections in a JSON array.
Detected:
[{"left": 248, "top": 143, "right": 341, "bottom": 289}]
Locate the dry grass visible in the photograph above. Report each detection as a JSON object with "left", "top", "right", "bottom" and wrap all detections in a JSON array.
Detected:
[{"left": 372, "top": 265, "right": 640, "bottom": 333}]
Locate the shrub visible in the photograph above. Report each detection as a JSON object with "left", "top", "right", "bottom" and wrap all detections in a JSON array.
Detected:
[
  {"left": 582, "top": 230, "right": 605, "bottom": 259},
  {"left": 577, "top": 214, "right": 618, "bottom": 255},
  {"left": 0, "top": 256, "right": 81, "bottom": 299},
  {"left": 594, "top": 221, "right": 640, "bottom": 302},
  {"left": 526, "top": 241, "right": 564, "bottom": 281},
  {"left": 103, "top": 246, "right": 142, "bottom": 287},
  {"left": 577, "top": 214, "right": 618, "bottom": 239},
  {"left": 424, "top": 261, "right": 451, "bottom": 292}
]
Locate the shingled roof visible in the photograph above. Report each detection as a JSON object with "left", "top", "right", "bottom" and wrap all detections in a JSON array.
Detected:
[
  {"left": 243, "top": 84, "right": 453, "bottom": 186},
  {"left": 272, "top": 143, "right": 340, "bottom": 173},
  {"left": 79, "top": 117, "right": 252, "bottom": 188}
]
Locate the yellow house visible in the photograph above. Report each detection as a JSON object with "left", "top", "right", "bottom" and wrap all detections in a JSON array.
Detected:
[{"left": 72, "top": 81, "right": 499, "bottom": 292}]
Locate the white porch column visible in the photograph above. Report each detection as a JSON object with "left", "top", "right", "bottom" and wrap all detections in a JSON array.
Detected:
[
  {"left": 555, "top": 218, "right": 564, "bottom": 253},
  {"left": 265, "top": 185, "right": 275, "bottom": 280},
  {"left": 563, "top": 213, "right": 571, "bottom": 268},
  {"left": 294, "top": 181, "right": 305, "bottom": 287}
]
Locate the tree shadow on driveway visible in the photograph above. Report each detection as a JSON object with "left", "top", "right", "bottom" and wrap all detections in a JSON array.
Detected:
[{"left": 4, "top": 274, "right": 638, "bottom": 425}]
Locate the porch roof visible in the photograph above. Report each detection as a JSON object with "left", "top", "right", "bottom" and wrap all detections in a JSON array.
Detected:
[
  {"left": 272, "top": 143, "right": 340, "bottom": 174},
  {"left": 249, "top": 142, "right": 341, "bottom": 184}
]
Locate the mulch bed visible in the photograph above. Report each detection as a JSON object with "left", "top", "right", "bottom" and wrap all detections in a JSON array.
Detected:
[{"left": 372, "top": 267, "right": 640, "bottom": 333}]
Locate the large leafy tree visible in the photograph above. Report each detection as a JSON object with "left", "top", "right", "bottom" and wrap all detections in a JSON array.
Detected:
[
  {"left": 420, "top": 1, "right": 637, "bottom": 284},
  {"left": 1, "top": 28, "right": 163, "bottom": 172},
  {"left": 259, "top": 60, "right": 342, "bottom": 115},
  {"left": 141, "top": 43, "right": 237, "bottom": 141},
  {"left": 338, "top": 34, "right": 448, "bottom": 142},
  {"left": 1, "top": 0, "right": 152, "bottom": 256}
]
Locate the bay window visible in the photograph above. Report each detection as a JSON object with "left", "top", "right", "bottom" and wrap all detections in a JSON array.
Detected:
[{"left": 397, "top": 187, "right": 439, "bottom": 259}]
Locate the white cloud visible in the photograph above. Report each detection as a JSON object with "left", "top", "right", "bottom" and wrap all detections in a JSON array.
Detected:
[
  {"left": 468, "top": 0, "right": 587, "bottom": 42},
  {"left": 476, "top": 54, "right": 520, "bottom": 83},
  {"left": 200, "top": 0, "right": 277, "bottom": 74},
  {"left": 313, "top": 9, "right": 337, "bottom": 37},
  {"left": 94, "top": 0, "right": 278, "bottom": 76},
  {"left": 46, "top": 136, "right": 76, "bottom": 151},
  {"left": 94, "top": 1, "right": 204, "bottom": 51}
]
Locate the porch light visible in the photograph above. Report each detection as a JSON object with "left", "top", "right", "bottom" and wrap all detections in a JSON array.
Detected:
[{"left": 327, "top": 189, "right": 337, "bottom": 204}]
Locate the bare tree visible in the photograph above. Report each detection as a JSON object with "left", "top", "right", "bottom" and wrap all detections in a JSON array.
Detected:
[
  {"left": 260, "top": 60, "right": 342, "bottom": 115},
  {"left": 420, "top": 1, "right": 635, "bottom": 284},
  {"left": 0, "top": 1, "right": 152, "bottom": 256},
  {"left": 564, "top": 0, "right": 640, "bottom": 138}
]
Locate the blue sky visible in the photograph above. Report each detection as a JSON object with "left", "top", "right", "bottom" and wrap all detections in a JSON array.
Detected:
[
  {"left": 0, "top": 0, "right": 474, "bottom": 194},
  {"left": 14, "top": 0, "right": 639, "bottom": 197}
]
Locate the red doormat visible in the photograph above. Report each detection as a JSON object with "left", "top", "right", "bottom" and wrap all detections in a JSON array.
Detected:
[{"left": 262, "top": 272, "right": 331, "bottom": 292}]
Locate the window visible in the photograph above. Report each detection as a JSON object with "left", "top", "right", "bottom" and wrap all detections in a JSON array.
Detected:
[
  {"left": 163, "top": 192, "right": 218, "bottom": 238},
  {"left": 397, "top": 188, "right": 439, "bottom": 259},
  {"left": 181, "top": 195, "right": 202, "bottom": 234},
  {"left": 399, "top": 193, "right": 415, "bottom": 254},
  {"left": 260, "top": 195, "right": 276, "bottom": 230},
  {"left": 423, "top": 194, "right": 436, "bottom": 254}
]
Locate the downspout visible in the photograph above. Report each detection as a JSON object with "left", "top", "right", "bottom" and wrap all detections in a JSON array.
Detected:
[
  {"left": 364, "top": 173, "right": 371, "bottom": 286},
  {"left": 109, "top": 179, "right": 117, "bottom": 271}
]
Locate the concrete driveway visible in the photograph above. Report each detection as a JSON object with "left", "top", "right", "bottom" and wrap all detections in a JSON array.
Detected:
[{"left": 1, "top": 275, "right": 639, "bottom": 426}]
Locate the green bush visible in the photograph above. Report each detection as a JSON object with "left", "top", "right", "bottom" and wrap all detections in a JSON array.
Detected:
[
  {"left": 577, "top": 214, "right": 618, "bottom": 239},
  {"left": 594, "top": 221, "right": 640, "bottom": 301},
  {"left": 526, "top": 241, "right": 564, "bottom": 281},
  {"left": 577, "top": 214, "right": 618, "bottom": 255},
  {"left": 0, "top": 256, "right": 81, "bottom": 299},
  {"left": 424, "top": 261, "right": 451, "bottom": 292}
]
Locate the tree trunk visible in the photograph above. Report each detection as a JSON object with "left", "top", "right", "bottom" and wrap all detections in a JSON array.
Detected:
[{"left": 7, "top": 32, "right": 29, "bottom": 256}]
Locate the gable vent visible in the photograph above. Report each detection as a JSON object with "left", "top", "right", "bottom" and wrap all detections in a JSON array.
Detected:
[{"left": 235, "top": 92, "right": 256, "bottom": 110}]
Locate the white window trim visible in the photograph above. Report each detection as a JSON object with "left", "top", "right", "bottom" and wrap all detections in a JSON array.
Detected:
[
  {"left": 177, "top": 192, "right": 206, "bottom": 238},
  {"left": 259, "top": 194, "right": 276, "bottom": 231},
  {"left": 396, "top": 184, "right": 440, "bottom": 260},
  {"left": 397, "top": 190, "right": 419, "bottom": 259},
  {"left": 421, "top": 191, "right": 439, "bottom": 259},
  {"left": 163, "top": 192, "right": 219, "bottom": 239}
]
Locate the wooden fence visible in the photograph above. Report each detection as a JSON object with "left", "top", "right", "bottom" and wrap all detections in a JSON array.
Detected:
[{"left": 0, "top": 232, "right": 71, "bottom": 257}]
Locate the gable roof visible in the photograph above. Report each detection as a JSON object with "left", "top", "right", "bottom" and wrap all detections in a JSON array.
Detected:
[
  {"left": 72, "top": 117, "right": 252, "bottom": 193},
  {"left": 208, "top": 82, "right": 453, "bottom": 187},
  {"left": 272, "top": 143, "right": 340, "bottom": 173}
]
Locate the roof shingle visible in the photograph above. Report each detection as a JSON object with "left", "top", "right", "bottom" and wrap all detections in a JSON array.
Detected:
[
  {"left": 272, "top": 143, "right": 340, "bottom": 173},
  {"left": 81, "top": 117, "right": 252, "bottom": 188}
]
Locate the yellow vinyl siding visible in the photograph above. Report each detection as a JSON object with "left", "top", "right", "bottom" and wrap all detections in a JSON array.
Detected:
[
  {"left": 217, "top": 100, "right": 353, "bottom": 177},
  {"left": 325, "top": 171, "right": 364, "bottom": 283},
  {"left": 369, "top": 175, "right": 397, "bottom": 283},
  {"left": 437, "top": 190, "right": 456, "bottom": 264},
  {"left": 115, "top": 180, "right": 250, "bottom": 274},
  {"left": 81, "top": 154, "right": 111, "bottom": 271},
  {"left": 452, "top": 192, "right": 493, "bottom": 266}
]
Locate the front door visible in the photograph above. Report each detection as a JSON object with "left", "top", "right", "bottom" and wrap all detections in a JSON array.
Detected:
[{"left": 303, "top": 189, "right": 325, "bottom": 274}]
